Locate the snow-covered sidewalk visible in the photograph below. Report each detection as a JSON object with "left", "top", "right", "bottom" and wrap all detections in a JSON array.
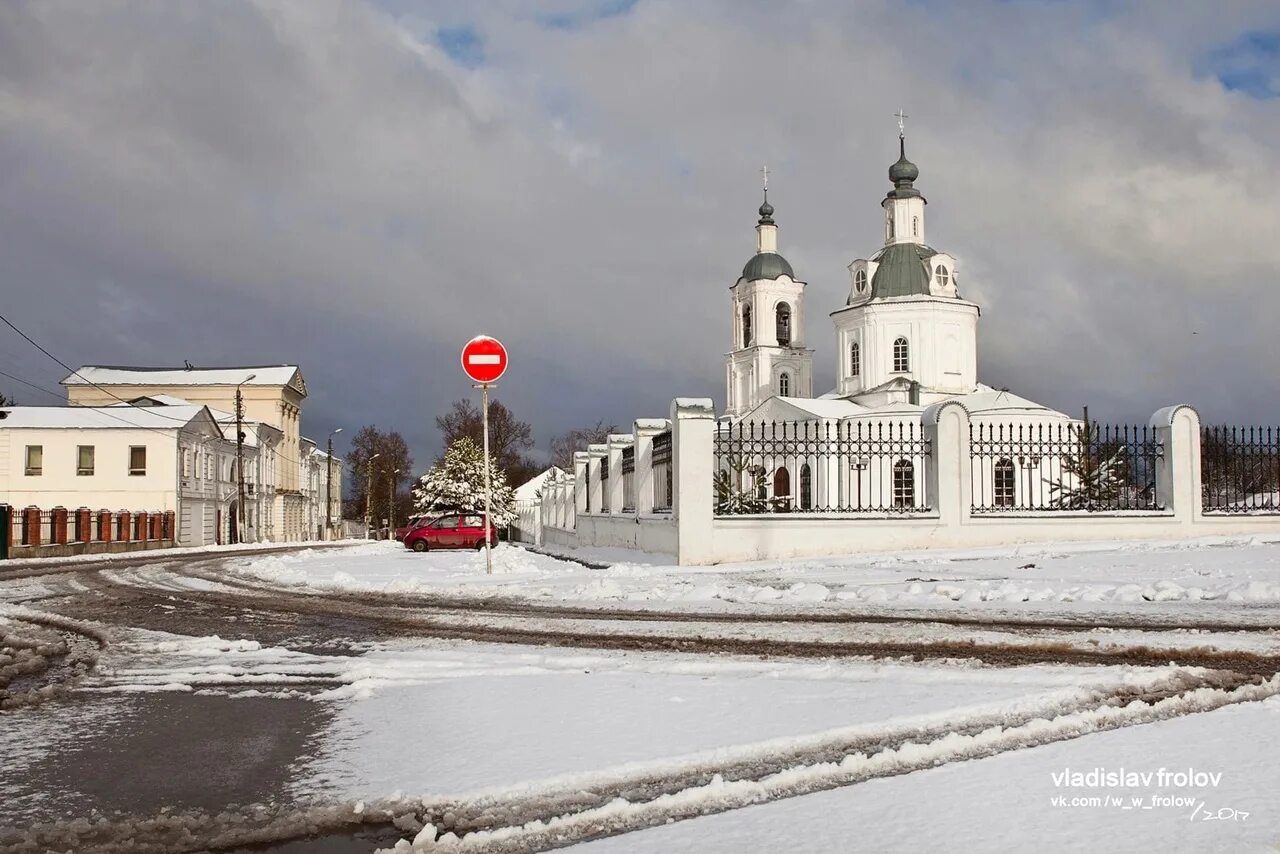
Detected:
[{"left": 221, "top": 535, "right": 1280, "bottom": 617}]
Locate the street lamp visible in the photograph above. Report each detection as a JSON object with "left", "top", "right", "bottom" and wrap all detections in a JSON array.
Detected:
[
  {"left": 234, "top": 373, "right": 257, "bottom": 545},
  {"left": 388, "top": 468, "right": 401, "bottom": 540},
  {"left": 365, "top": 452, "right": 381, "bottom": 539},
  {"left": 326, "top": 427, "right": 343, "bottom": 540}
]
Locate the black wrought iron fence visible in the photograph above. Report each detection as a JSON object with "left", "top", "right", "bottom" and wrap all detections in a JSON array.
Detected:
[
  {"left": 1202, "top": 426, "right": 1280, "bottom": 514},
  {"left": 713, "top": 420, "right": 932, "bottom": 514},
  {"left": 621, "top": 445, "right": 636, "bottom": 512},
  {"left": 652, "top": 430, "right": 672, "bottom": 511},
  {"left": 970, "top": 422, "right": 1164, "bottom": 513}
]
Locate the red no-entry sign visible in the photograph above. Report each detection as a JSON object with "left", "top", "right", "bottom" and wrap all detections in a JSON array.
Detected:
[{"left": 461, "top": 335, "right": 508, "bottom": 384}]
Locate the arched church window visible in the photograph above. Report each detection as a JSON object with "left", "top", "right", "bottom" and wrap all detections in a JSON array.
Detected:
[
  {"left": 778, "top": 372, "right": 791, "bottom": 397},
  {"left": 850, "top": 341, "right": 860, "bottom": 377},
  {"left": 893, "top": 337, "right": 910, "bottom": 373},
  {"left": 773, "top": 466, "right": 790, "bottom": 506},
  {"left": 742, "top": 304, "right": 752, "bottom": 347},
  {"left": 887, "top": 214, "right": 895, "bottom": 240},
  {"left": 994, "top": 458, "right": 1016, "bottom": 508},
  {"left": 776, "top": 303, "right": 792, "bottom": 346},
  {"left": 912, "top": 216, "right": 919, "bottom": 237},
  {"left": 935, "top": 264, "right": 950, "bottom": 288},
  {"left": 800, "top": 463, "right": 812, "bottom": 510},
  {"left": 893, "top": 459, "right": 915, "bottom": 508},
  {"left": 854, "top": 269, "right": 867, "bottom": 293}
]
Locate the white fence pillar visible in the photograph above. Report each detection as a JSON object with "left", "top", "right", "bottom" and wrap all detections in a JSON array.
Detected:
[
  {"left": 574, "top": 452, "right": 590, "bottom": 516},
  {"left": 672, "top": 397, "right": 716, "bottom": 566},
  {"left": 587, "top": 444, "right": 607, "bottom": 514},
  {"left": 633, "top": 418, "right": 669, "bottom": 516},
  {"left": 923, "top": 401, "right": 971, "bottom": 527},
  {"left": 565, "top": 473, "right": 577, "bottom": 529},
  {"left": 1151, "top": 405, "right": 1201, "bottom": 524},
  {"left": 607, "top": 434, "right": 631, "bottom": 516}
]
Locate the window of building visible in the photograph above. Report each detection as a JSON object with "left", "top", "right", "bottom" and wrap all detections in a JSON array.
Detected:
[
  {"left": 778, "top": 372, "right": 791, "bottom": 396},
  {"left": 854, "top": 269, "right": 867, "bottom": 293},
  {"left": 912, "top": 216, "right": 919, "bottom": 236},
  {"left": 742, "top": 304, "right": 752, "bottom": 347},
  {"left": 24, "top": 445, "right": 42, "bottom": 476},
  {"left": 775, "top": 302, "right": 792, "bottom": 346},
  {"left": 887, "top": 214, "right": 895, "bottom": 240},
  {"left": 773, "top": 466, "right": 790, "bottom": 502},
  {"left": 935, "top": 264, "right": 950, "bottom": 287},
  {"left": 994, "top": 459, "right": 1016, "bottom": 507},
  {"left": 129, "top": 446, "right": 147, "bottom": 476},
  {"left": 850, "top": 341, "right": 861, "bottom": 377},
  {"left": 77, "top": 445, "right": 95, "bottom": 476},
  {"left": 182, "top": 450, "right": 191, "bottom": 478},
  {"left": 800, "top": 463, "right": 812, "bottom": 510},
  {"left": 893, "top": 337, "right": 910, "bottom": 372},
  {"left": 893, "top": 459, "right": 915, "bottom": 508}
]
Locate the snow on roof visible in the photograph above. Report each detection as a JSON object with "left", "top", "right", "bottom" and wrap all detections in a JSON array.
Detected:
[
  {"left": 959, "top": 386, "right": 1069, "bottom": 417},
  {"left": 0, "top": 405, "right": 210, "bottom": 430},
  {"left": 63, "top": 365, "right": 301, "bottom": 388},
  {"left": 740, "top": 396, "right": 868, "bottom": 422},
  {"left": 117, "top": 394, "right": 196, "bottom": 407},
  {"left": 515, "top": 467, "right": 563, "bottom": 502}
]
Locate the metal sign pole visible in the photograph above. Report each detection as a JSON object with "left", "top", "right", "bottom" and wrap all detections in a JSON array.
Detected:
[{"left": 480, "top": 382, "right": 494, "bottom": 574}]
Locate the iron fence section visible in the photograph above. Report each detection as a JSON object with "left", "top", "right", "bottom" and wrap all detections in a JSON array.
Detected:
[
  {"left": 1202, "top": 426, "right": 1280, "bottom": 514},
  {"left": 652, "top": 430, "right": 673, "bottom": 511},
  {"left": 713, "top": 420, "right": 932, "bottom": 514},
  {"left": 970, "top": 422, "right": 1164, "bottom": 513},
  {"left": 651, "top": 431, "right": 672, "bottom": 465}
]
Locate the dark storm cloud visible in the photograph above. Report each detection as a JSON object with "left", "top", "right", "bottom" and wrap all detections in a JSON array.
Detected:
[{"left": 3, "top": 0, "right": 1280, "bottom": 472}]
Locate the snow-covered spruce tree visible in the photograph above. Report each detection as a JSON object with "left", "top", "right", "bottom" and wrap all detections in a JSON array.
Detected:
[
  {"left": 1045, "top": 422, "right": 1127, "bottom": 510},
  {"left": 713, "top": 455, "right": 771, "bottom": 515},
  {"left": 413, "top": 437, "right": 517, "bottom": 525}
]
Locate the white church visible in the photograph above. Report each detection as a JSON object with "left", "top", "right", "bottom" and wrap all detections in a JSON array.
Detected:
[
  {"left": 727, "top": 129, "right": 1067, "bottom": 424},
  {"left": 719, "top": 128, "right": 1073, "bottom": 513},
  {"left": 531, "top": 124, "right": 1257, "bottom": 565}
]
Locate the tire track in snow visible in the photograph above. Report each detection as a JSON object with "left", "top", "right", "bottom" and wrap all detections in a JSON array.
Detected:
[
  {"left": 71, "top": 567, "right": 1280, "bottom": 674},
  {"left": 394, "top": 672, "right": 1280, "bottom": 852}
]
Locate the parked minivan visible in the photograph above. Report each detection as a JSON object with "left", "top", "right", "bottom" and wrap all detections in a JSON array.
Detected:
[{"left": 402, "top": 514, "right": 499, "bottom": 552}]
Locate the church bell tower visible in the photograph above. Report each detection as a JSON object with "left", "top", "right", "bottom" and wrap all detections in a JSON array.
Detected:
[{"left": 725, "top": 172, "right": 815, "bottom": 418}]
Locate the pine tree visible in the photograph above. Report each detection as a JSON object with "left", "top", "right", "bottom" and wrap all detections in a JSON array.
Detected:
[
  {"left": 413, "top": 437, "right": 517, "bottom": 525},
  {"left": 714, "top": 455, "right": 771, "bottom": 515},
  {"left": 1046, "top": 417, "right": 1127, "bottom": 510}
]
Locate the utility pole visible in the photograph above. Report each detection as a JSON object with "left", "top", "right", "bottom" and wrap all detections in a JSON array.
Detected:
[
  {"left": 480, "top": 383, "right": 494, "bottom": 574},
  {"left": 234, "top": 373, "right": 256, "bottom": 545},
  {"left": 365, "top": 452, "right": 380, "bottom": 539},
  {"left": 326, "top": 427, "right": 343, "bottom": 541},
  {"left": 389, "top": 468, "right": 400, "bottom": 540}
]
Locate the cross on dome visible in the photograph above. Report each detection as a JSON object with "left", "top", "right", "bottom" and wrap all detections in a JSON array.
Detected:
[{"left": 895, "top": 108, "right": 908, "bottom": 138}]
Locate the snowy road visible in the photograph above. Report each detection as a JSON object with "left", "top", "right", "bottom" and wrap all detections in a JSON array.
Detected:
[{"left": 2, "top": 539, "right": 1278, "bottom": 852}]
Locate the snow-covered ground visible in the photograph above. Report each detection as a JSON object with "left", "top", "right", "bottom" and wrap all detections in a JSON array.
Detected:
[
  {"left": 6, "top": 537, "right": 1280, "bottom": 852},
  {"left": 221, "top": 535, "right": 1280, "bottom": 617},
  {"left": 579, "top": 694, "right": 1280, "bottom": 854}
]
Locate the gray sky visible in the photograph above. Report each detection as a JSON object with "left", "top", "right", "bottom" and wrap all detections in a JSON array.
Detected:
[{"left": 2, "top": 0, "right": 1279, "bottom": 470}]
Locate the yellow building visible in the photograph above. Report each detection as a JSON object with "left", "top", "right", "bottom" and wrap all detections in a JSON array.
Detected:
[{"left": 62, "top": 365, "right": 315, "bottom": 541}]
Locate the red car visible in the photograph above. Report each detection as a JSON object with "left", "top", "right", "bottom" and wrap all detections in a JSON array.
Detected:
[
  {"left": 394, "top": 515, "right": 426, "bottom": 542},
  {"left": 403, "top": 513, "right": 499, "bottom": 552}
]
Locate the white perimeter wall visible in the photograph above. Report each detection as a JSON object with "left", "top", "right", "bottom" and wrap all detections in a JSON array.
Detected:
[{"left": 541, "top": 399, "right": 1280, "bottom": 565}]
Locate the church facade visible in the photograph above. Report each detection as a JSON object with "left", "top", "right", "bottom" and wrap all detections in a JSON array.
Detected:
[
  {"left": 728, "top": 132, "right": 1059, "bottom": 420},
  {"left": 720, "top": 133, "right": 1072, "bottom": 513}
]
